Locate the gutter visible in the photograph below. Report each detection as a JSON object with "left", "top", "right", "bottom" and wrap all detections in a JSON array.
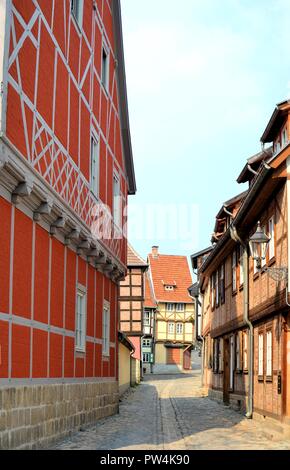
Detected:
[
  {"left": 201, "top": 161, "right": 272, "bottom": 275},
  {"left": 230, "top": 225, "right": 253, "bottom": 419}
]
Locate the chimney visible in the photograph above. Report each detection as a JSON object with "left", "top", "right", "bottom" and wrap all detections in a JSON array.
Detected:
[{"left": 152, "top": 246, "right": 159, "bottom": 259}]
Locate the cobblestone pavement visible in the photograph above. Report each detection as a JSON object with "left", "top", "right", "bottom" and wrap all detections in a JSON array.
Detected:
[{"left": 53, "top": 370, "right": 290, "bottom": 450}]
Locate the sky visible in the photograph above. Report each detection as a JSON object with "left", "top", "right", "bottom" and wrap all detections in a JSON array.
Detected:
[{"left": 121, "top": 0, "right": 290, "bottom": 262}]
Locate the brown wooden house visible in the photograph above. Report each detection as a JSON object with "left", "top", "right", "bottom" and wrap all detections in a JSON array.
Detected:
[{"left": 119, "top": 244, "right": 148, "bottom": 385}]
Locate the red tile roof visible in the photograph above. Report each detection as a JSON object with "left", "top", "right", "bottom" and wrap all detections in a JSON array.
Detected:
[
  {"left": 148, "top": 253, "right": 193, "bottom": 303},
  {"left": 144, "top": 271, "right": 157, "bottom": 308},
  {"left": 127, "top": 243, "right": 147, "bottom": 268}
]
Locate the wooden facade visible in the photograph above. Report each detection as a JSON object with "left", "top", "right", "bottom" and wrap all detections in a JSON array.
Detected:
[{"left": 194, "top": 100, "right": 290, "bottom": 430}]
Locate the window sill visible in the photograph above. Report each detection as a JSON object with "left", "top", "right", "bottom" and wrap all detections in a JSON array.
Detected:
[
  {"left": 266, "top": 376, "right": 273, "bottom": 383},
  {"left": 258, "top": 376, "right": 264, "bottom": 382},
  {"left": 253, "top": 272, "right": 259, "bottom": 281},
  {"left": 232, "top": 290, "right": 237, "bottom": 297},
  {"left": 239, "top": 284, "right": 244, "bottom": 292},
  {"left": 102, "top": 355, "right": 110, "bottom": 361},
  {"left": 243, "top": 370, "right": 248, "bottom": 375},
  {"left": 75, "top": 349, "right": 86, "bottom": 356}
]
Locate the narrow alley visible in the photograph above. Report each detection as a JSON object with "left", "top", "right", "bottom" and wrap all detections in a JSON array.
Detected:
[{"left": 53, "top": 368, "right": 290, "bottom": 451}]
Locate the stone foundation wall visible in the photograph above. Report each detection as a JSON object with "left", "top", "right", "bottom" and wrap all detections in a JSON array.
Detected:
[
  {"left": 208, "top": 388, "right": 246, "bottom": 413},
  {"left": 0, "top": 381, "right": 119, "bottom": 449}
]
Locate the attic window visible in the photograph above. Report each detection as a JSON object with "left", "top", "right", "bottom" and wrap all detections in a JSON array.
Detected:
[{"left": 165, "top": 285, "right": 174, "bottom": 291}]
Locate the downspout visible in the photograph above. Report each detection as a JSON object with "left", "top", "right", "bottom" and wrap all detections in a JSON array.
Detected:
[
  {"left": 287, "top": 157, "right": 290, "bottom": 296},
  {"left": 230, "top": 225, "right": 254, "bottom": 419}
]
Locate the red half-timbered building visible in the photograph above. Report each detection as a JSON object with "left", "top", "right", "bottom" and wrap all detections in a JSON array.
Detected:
[{"left": 0, "top": 0, "right": 136, "bottom": 449}]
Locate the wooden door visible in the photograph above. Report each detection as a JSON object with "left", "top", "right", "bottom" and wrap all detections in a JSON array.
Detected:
[
  {"left": 167, "top": 348, "right": 181, "bottom": 365},
  {"left": 223, "top": 338, "right": 230, "bottom": 404}
]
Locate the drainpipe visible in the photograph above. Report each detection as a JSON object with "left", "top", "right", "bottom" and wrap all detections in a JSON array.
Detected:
[
  {"left": 230, "top": 225, "right": 254, "bottom": 419},
  {"left": 287, "top": 157, "right": 290, "bottom": 294}
]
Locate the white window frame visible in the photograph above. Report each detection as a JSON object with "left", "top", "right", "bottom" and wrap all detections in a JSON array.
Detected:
[
  {"left": 211, "top": 273, "right": 215, "bottom": 309},
  {"left": 90, "top": 132, "right": 99, "bottom": 198},
  {"left": 143, "top": 353, "right": 150, "bottom": 363},
  {"left": 239, "top": 246, "right": 244, "bottom": 286},
  {"left": 176, "top": 303, "right": 184, "bottom": 312},
  {"left": 215, "top": 269, "right": 219, "bottom": 305},
  {"left": 113, "top": 171, "right": 122, "bottom": 229},
  {"left": 168, "top": 322, "right": 175, "bottom": 334},
  {"left": 76, "top": 286, "right": 87, "bottom": 352},
  {"left": 243, "top": 331, "right": 248, "bottom": 371},
  {"left": 282, "top": 125, "right": 288, "bottom": 148},
  {"left": 232, "top": 252, "right": 237, "bottom": 291},
  {"left": 176, "top": 323, "right": 183, "bottom": 335},
  {"left": 261, "top": 224, "right": 267, "bottom": 268},
  {"left": 142, "top": 339, "right": 151, "bottom": 347},
  {"left": 268, "top": 216, "right": 275, "bottom": 261},
  {"left": 101, "top": 42, "right": 110, "bottom": 92},
  {"left": 218, "top": 338, "right": 224, "bottom": 372},
  {"left": 144, "top": 310, "right": 150, "bottom": 327},
  {"left": 102, "top": 301, "right": 110, "bottom": 357},
  {"left": 165, "top": 285, "right": 174, "bottom": 291},
  {"left": 258, "top": 333, "right": 264, "bottom": 377},
  {"left": 71, "top": 0, "right": 83, "bottom": 30},
  {"left": 166, "top": 303, "right": 175, "bottom": 312},
  {"left": 266, "top": 330, "right": 272, "bottom": 377}
]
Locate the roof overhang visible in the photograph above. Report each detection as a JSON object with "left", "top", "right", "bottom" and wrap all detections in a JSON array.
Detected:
[
  {"left": 118, "top": 331, "right": 135, "bottom": 352},
  {"left": 261, "top": 100, "right": 290, "bottom": 144},
  {"left": 112, "top": 1, "right": 136, "bottom": 195},
  {"left": 200, "top": 162, "right": 283, "bottom": 277}
]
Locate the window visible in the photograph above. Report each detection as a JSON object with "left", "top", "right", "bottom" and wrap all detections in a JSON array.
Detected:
[
  {"left": 102, "top": 302, "right": 110, "bottom": 356},
  {"left": 261, "top": 224, "right": 267, "bottom": 268},
  {"left": 282, "top": 126, "right": 288, "bottom": 147},
  {"left": 176, "top": 303, "right": 184, "bottom": 312},
  {"left": 230, "top": 335, "right": 235, "bottom": 390},
  {"left": 239, "top": 246, "right": 244, "bottom": 286},
  {"left": 258, "top": 333, "right": 264, "bottom": 377},
  {"left": 144, "top": 310, "right": 150, "bottom": 326},
  {"left": 90, "top": 134, "right": 99, "bottom": 197},
  {"left": 166, "top": 303, "right": 175, "bottom": 312},
  {"left": 176, "top": 323, "right": 183, "bottom": 335},
  {"left": 220, "top": 264, "right": 225, "bottom": 304},
  {"left": 142, "top": 339, "right": 151, "bottom": 347},
  {"left": 268, "top": 217, "right": 275, "bottom": 261},
  {"left": 168, "top": 322, "right": 175, "bottom": 334},
  {"left": 218, "top": 338, "right": 224, "bottom": 372},
  {"left": 143, "top": 353, "right": 150, "bottom": 363},
  {"left": 232, "top": 251, "right": 237, "bottom": 291},
  {"left": 266, "top": 330, "right": 272, "bottom": 377},
  {"left": 71, "top": 0, "right": 83, "bottom": 29},
  {"left": 243, "top": 331, "right": 248, "bottom": 371},
  {"left": 113, "top": 173, "right": 121, "bottom": 228},
  {"left": 215, "top": 270, "right": 219, "bottom": 306},
  {"left": 165, "top": 285, "right": 174, "bottom": 291},
  {"left": 236, "top": 332, "right": 242, "bottom": 371},
  {"left": 101, "top": 45, "right": 109, "bottom": 91},
  {"left": 213, "top": 339, "right": 219, "bottom": 373},
  {"left": 211, "top": 272, "right": 216, "bottom": 309},
  {"left": 76, "top": 288, "right": 86, "bottom": 352}
]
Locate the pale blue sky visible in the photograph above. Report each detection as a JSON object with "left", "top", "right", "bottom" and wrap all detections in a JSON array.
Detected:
[{"left": 121, "top": 0, "right": 290, "bottom": 261}]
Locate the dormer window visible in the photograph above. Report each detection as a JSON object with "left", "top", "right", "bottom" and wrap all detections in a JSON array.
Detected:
[
  {"left": 165, "top": 285, "right": 174, "bottom": 291},
  {"left": 282, "top": 126, "right": 288, "bottom": 147}
]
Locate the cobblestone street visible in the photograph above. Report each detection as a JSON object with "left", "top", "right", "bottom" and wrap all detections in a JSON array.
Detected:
[{"left": 53, "top": 369, "right": 290, "bottom": 450}]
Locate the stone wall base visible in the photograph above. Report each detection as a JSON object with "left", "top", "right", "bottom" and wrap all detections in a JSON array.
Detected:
[
  {"left": 208, "top": 388, "right": 246, "bottom": 413},
  {"left": 0, "top": 381, "right": 119, "bottom": 449}
]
